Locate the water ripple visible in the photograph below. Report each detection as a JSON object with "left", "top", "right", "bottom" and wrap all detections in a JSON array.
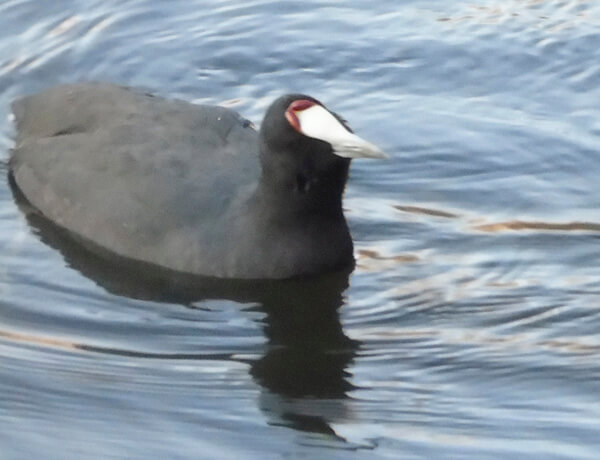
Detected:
[{"left": 1, "top": 0, "right": 600, "bottom": 458}]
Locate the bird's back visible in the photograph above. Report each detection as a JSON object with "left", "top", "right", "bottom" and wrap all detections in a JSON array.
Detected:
[{"left": 10, "top": 83, "right": 260, "bottom": 272}]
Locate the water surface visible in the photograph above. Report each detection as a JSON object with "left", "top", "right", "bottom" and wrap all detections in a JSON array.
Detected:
[{"left": 1, "top": 1, "right": 600, "bottom": 459}]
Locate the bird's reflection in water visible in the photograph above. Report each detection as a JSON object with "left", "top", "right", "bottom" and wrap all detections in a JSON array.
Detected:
[{"left": 10, "top": 173, "right": 359, "bottom": 439}]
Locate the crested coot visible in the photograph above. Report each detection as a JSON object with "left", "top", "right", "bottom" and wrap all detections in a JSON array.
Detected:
[{"left": 10, "top": 83, "right": 385, "bottom": 279}]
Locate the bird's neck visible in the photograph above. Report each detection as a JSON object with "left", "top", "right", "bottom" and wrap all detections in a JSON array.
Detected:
[
  {"left": 257, "top": 144, "right": 351, "bottom": 219},
  {"left": 257, "top": 166, "right": 348, "bottom": 220}
]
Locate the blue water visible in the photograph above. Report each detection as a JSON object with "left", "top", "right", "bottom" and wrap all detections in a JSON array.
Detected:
[{"left": 1, "top": 1, "right": 600, "bottom": 458}]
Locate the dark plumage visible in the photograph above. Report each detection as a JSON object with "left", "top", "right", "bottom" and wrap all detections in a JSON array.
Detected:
[{"left": 10, "top": 83, "right": 383, "bottom": 279}]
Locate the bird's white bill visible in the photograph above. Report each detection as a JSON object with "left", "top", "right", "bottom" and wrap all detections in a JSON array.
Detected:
[{"left": 295, "top": 105, "right": 387, "bottom": 159}]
